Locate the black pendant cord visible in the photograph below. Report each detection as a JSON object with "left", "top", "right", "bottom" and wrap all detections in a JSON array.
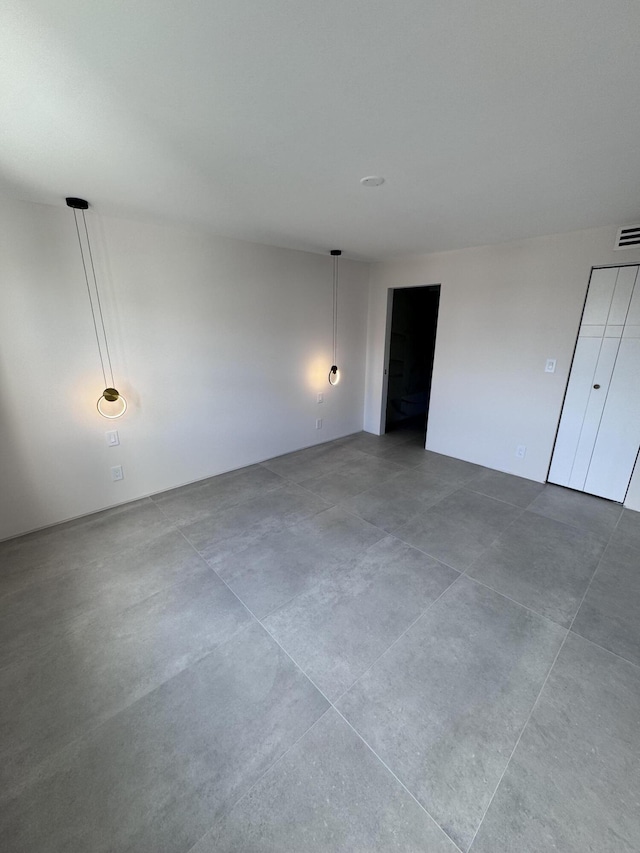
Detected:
[
  {"left": 332, "top": 253, "right": 338, "bottom": 366},
  {"left": 81, "top": 209, "right": 115, "bottom": 389},
  {"left": 72, "top": 209, "right": 109, "bottom": 389}
]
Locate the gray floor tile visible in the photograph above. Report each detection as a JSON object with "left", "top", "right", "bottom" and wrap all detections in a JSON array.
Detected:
[
  {"left": 180, "top": 482, "right": 329, "bottom": 564},
  {"left": 265, "top": 536, "right": 458, "bottom": 700},
  {"left": 0, "top": 530, "right": 209, "bottom": 669},
  {"left": 334, "top": 429, "right": 422, "bottom": 457},
  {"left": 0, "top": 566, "right": 251, "bottom": 796},
  {"left": 394, "top": 489, "right": 521, "bottom": 570},
  {"left": 467, "top": 469, "right": 545, "bottom": 508},
  {"left": 0, "top": 623, "right": 328, "bottom": 853},
  {"left": 337, "top": 577, "right": 565, "bottom": 850},
  {"left": 151, "top": 464, "right": 284, "bottom": 525},
  {"left": 215, "top": 506, "right": 385, "bottom": 618},
  {"left": 528, "top": 484, "right": 622, "bottom": 536},
  {"left": 0, "top": 499, "right": 169, "bottom": 596},
  {"left": 299, "top": 456, "right": 406, "bottom": 503},
  {"left": 420, "top": 451, "right": 489, "bottom": 484},
  {"left": 470, "top": 633, "right": 640, "bottom": 853},
  {"left": 339, "top": 469, "right": 455, "bottom": 533},
  {"left": 193, "top": 709, "right": 459, "bottom": 853},
  {"left": 468, "top": 512, "right": 607, "bottom": 627},
  {"left": 572, "top": 539, "right": 640, "bottom": 665},
  {"left": 610, "top": 507, "right": 640, "bottom": 553},
  {"left": 379, "top": 442, "right": 433, "bottom": 468},
  {"left": 261, "top": 443, "right": 368, "bottom": 483}
]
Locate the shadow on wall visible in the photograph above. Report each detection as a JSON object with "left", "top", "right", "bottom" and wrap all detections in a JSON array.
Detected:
[{"left": 0, "top": 353, "right": 46, "bottom": 541}]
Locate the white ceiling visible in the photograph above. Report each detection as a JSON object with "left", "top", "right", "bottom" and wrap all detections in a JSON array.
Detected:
[{"left": 1, "top": 0, "right": 639, "bottom": 260}]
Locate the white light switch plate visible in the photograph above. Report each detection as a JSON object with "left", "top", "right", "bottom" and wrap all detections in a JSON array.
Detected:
[
  {"left": 545, "top": 358, "right": 557, "bottom": 373},
  {"left": 106, "top": 430, "right": 120, "bottom": 446}
]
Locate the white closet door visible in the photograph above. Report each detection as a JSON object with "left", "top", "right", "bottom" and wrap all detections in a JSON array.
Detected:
[
  {"left": 584, "top": 280, "right": 640, "bottom": 501},
  {"left": 549, "top": 265, "right": 640, "bottom": 501}
]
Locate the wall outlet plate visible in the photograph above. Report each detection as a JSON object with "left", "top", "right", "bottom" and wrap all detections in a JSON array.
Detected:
[
  {"left": 516, "top": 445, "right": 527, "bottom": 459},
  {"left": 111, "top": 465, "right": 124, "bottom": 481},
  {"left": 316, "top": 419, "right": 323, "bottom": 429}
]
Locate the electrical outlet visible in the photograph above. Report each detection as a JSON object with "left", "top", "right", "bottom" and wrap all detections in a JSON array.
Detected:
[
  {"left": 516, "top": 445, "right": 526, "bottom": 459},
  {"left": 111, "top": 465, "right": 124, "bottom": 481},
  {"left": 317, "top": 393, "right": 323, "bottom": 403},
  {"left": 316, "top": 418, "right": 323, "bottom": 429},
  {"left": 545, "top": 358, "right": 557, "bottom": 373},
  {"left": 105, "top": 430, "right": 120, "bottom": 446}
]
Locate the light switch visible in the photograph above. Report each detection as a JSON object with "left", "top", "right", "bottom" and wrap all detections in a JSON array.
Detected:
[
  {"left": 106, "top": 430, "right": 120, "bottom": 446},
  {"left": 545, "top": 358, "right": 557, "bottom": 374}
]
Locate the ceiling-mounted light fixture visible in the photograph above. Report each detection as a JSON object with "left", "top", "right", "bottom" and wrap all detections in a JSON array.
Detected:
[
  {"left": 66, "top": 197, "right": 127, "bottom": 418},
  {"left": 328, "top": 249, "right": 342, "bottom": 386}
]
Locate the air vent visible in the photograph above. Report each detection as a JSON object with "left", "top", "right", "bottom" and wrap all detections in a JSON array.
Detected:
[{"left": 614, "top": 225, "right": 640, "bottom": 250}]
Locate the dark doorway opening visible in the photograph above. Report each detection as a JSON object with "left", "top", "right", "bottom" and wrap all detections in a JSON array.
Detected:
[{"left": 384, "top": 285, "right": 440, "bottom": 439}]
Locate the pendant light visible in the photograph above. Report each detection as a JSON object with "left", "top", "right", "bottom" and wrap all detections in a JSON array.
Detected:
[
  {"left": 66, "top": 197, "right": 127, "bottom": 418},
  {"left": 328, "top": 249, "right": 342, "bottom": 386}
]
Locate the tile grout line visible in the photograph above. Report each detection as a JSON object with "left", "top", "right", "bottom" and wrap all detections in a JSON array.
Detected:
[
  {"left": 171, "top": 490, "right": 466, "bottom": 853},
  {"left": 183, "top": 706, "right": 336, "bottom": 853},
  {"left": 390, "top": 500, "right": 527, "bottom": 575},
  {"left": 464, "top": 628, "right": 570, "bottom": 852},
  {"left": 255, "top": 607, "right": 465, "bottom": 853},
  {"left": 465, "top": 508, "right": 623, "bottom": 852},
  {"left": 334, "top": 708, "right": 465, "bottom": 853},
  {"left": 568, "top": 630, "right": 640, "bottom": 672},
  {"left": 328, "top": 570, "right": 465, "bottom": 707},
  {"left": 460, "top": 574, "right": 573, "bottom": 632}
]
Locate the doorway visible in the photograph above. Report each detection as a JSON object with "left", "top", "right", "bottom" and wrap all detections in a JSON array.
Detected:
[{"left": 383, "top": 285, "right": 440, "bottom": 440}]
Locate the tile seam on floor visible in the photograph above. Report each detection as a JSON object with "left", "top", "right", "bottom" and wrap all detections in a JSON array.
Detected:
[
  {"left": 149, "top": 476, "right": 293, "bottom": 527},
  {"left": 0, "top": 618, "right": 257, "bottom": 807},
  {"left": 182, "top": 705, "right": 336, "bottom": 853},
  {"left": 255, "top": 603, "right": 465, "bottom": 853},
  {"left": 466, "top": 510, "right": 622, "bottom": 852},
  {"left": 527, "top": 500, "right": 624, "bottom": 537},
  {"left": 296, "top": 467, "right": 409, "bottom": 503},
  {"left": 181, "top": 512, "right": 465, "bottom": 853},
  {"left": 333, "top": 708, "right": 465, "bottom": 853},
  {"left": 0, "top": 505, "right": 245, "bottom": 676},
  {"left": 171, "top": 487, "right": 395, "bottom": 631},
  {"left": 563, "top": 508, "right": 640, "bottom": 672},
  {"left": 465, "top": 629, "right": 571, "bottom": 852},
  {"left": 459, "top": 573, "right": 574, "bottom": 632},
  {"left": 390, "top": 500, "right": 526, "bottom": 574},
  {"left": 567, "top": 629, "right": 640, "bottom": 672},
  {"left": 175, "top": 485, "right": 336, "bottom": 564},
  {"left": 252, "top": 531, "right": 406, "bottom": 625},
  {"left": 463, "top": 482, "right": 544, "bottom": 510},
  {"left": 326, "top": 569, "right": 463, "bottom": 706},
  {"left": 0, "top": 561, "right": 243, "bottom": 678}
]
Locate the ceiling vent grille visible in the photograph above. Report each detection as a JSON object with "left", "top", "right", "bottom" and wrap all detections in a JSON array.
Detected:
[{"left": 614, "top": 225, "right": 640, "bottom": 250}]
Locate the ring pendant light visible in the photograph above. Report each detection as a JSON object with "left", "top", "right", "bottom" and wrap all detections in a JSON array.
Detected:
[
  {"left": 328, "top": 249, "right": 342, "bottom": 385},
  {"left": 66, "top": 197, "right": 127, "bottom": 418}
]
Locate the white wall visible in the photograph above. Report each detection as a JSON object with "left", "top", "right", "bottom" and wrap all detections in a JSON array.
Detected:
[
  {"left": 0, "top": 198, "right": 369, "bottom": 540},
  {"left": 365, "top": 226, "right": 640, "bottom": 511}
]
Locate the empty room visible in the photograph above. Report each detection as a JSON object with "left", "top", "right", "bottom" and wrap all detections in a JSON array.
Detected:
[{"left": 1, "top": 2, "right": 640, "bottom": 852}]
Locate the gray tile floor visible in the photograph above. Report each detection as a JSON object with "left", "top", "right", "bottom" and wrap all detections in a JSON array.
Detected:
[{"left": 1, "top": 428, "right": 639, "bottom": 852}]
